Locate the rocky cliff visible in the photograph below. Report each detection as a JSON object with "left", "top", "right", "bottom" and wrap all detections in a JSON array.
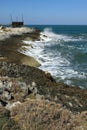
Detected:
[{"left": 0, "top": 27, "right": 87, "bottom": 130}]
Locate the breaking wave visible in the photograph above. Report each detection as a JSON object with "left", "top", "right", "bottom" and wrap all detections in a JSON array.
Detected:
[
  {"left": 20, "top": 27, "right": 87, "bottom": 88},
  {"left": 40, "top": 28, "right": 84, "bottom": 42}
]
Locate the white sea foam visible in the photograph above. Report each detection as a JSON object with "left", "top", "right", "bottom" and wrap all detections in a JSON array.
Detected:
[
  {"left": 19, "top": 28, "right": 87, "bottom": 87},
  {"left": 40, "top": 28, "right": 83, "bottom": 42}
]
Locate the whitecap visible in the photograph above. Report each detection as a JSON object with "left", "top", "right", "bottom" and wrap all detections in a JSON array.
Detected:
[
  {"left": 18, "top": 28, "right": 87, "bottom": 88},
  {"left": 40, "top": 28, "right": 83, "bottom": 42}
]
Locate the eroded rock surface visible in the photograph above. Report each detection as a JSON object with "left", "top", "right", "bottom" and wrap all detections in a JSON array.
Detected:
[
  {"left": 0, "top": 27, "right": 40, "bottom": 67},
  {"left": 0, "top": 62, "right": 87, "bottom": 113}
]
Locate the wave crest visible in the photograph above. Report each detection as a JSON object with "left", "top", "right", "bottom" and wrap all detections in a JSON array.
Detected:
[{"left": 40, "top": 28, "right": 84, "bottom": 42}]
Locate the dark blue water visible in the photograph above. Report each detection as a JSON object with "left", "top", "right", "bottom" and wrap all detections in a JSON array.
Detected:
[
  {"left": 26, "top": 25, "right": 87, "bottom": 88},
  {"left": 27, "top": 25, "right": 87, "bottom": 35}
]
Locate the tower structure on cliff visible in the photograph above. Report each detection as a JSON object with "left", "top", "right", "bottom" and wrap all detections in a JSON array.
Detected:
[{"left": 10, "top": 15, "right": 24, "bottom": 27}]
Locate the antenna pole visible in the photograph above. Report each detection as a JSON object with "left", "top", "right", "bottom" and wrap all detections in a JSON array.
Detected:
[
  {"left": 16, "top": 16, "right": 18, "bottom": 22},
  {"left": 10, "top": 14, "right": 12, "bottom": 23},
  {"left": 22, "top": 14, "right": 24, "bottom": 22}
]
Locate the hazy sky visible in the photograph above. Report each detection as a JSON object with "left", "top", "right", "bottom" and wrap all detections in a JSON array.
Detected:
[{"left": 0, "top": 0, "right": 87, "bottom": 25}]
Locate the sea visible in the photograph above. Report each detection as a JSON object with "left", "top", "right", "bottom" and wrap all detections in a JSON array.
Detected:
[{"left": 23, "top": 25, "right": 87, "bottom": 88}]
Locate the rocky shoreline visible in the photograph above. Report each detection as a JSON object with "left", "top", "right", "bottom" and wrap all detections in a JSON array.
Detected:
[
  {"left": 0, "top": 26, "right": 40, "bottom": 67},
  {"left": 0, "top": 26, "right": 87, "bottom": 130}
]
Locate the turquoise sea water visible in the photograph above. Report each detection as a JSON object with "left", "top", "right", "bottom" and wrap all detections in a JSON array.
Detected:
[{"left": 25, "top": 25, "right": 87, "bottom": 88}]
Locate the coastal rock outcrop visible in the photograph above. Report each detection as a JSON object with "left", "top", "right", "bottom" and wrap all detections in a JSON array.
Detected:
[
  {"left": 0, "top": 61, "right": 87, "bottom": 129},
  {"left": 0, "top": 27, "right": 40, "bottom": 67},
  {"left": 0, "top": 76, "right": 39, "bottom": 109},
  {"left": 0, "top": 62, "right": 87, "bottom": 113},
  {"left": 0, "top": 26, "right": 87, "bottom": 129}
]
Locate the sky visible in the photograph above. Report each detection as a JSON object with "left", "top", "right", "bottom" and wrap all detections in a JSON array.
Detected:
[{"left": 0, "top": 0, "right": 87, "bottom": 25}]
